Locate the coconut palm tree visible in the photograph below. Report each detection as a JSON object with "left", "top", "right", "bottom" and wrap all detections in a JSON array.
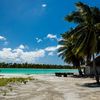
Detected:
[
  {"left": 64, "top": 2, "right": 100, "bottom": 83},
  {"left": 58, "top": 32, "right": 84, "bottom": 76}
]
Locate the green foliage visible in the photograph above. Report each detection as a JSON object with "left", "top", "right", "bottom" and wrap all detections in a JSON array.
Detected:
[
  {"left": 0, "top": 77, "right": 33, "bottom": 86},
  {"left": 62, "top": 2, "right": 100, "bottom": 60}
]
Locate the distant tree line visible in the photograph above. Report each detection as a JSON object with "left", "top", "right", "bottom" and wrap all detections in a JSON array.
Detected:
[{"left": 0, "top": 62, "right": 77, "bottom": 69}]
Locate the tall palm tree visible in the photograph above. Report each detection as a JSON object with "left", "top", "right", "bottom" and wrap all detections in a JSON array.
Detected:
[
  {"left": 65, "top": 2, "right": 100, "bottom": 83},
  {"left": 58, "top": 33, "right": 84, "bottom": 76}
]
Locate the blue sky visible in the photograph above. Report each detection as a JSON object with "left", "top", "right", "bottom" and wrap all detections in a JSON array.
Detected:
[{"left": 0, "top": 0, "right": 100, "bottom": 65}]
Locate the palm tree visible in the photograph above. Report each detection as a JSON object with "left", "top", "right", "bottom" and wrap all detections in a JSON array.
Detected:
[
  {"left": 64, "top": 2, "right": 100, "bottom": 83},
  {"left": 58, "top": 33, "right": 84, "bottom": 76}
]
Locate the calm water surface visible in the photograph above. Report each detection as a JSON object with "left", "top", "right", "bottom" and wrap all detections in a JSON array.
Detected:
[{"left": 0, "top": 68, "right": 78, "bottom": 74}]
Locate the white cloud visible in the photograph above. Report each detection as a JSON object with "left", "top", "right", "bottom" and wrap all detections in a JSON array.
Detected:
[
  {"left": 17, "top": 44, "right": 29, "bottom": 50},
  {"left": 44, "top": 45, "right": 63, "bottom": 56},
  {"left": 0, "top": 36, "right": 9, "bottom": 46},
  {"left": 45, "top": 46, "right": 57, "bottom": 52},
  {"left": 36, "top": 38, "right": 42, "bottom": 43},
  {"left": 47, "top": 34, "right": 57, "bottom": 40},
  {"left": 0, "top": 36, "right": 6, "bottom": 41},
  {"left": 45, "top": 45, "right": 62, "bottom": 52},
  {"left": 0, "top": 44, "right": 62, "bottom": 63},
  {"left": 56, "top": 45, "right": 63, "bottom": 49},
  {"left": 57, "top": 38, "right": 63, "bottom": 42},
  {"left": 46, "top": 34, "right": 62, "bottom": 42},
  {"left": 18, "top": 44, "right": 25, "bottom": 49},
  {"left": 0, "top": 48, "right": 45, "bottom": 63},
  {"left": 42, "top": 4, "right": 47, "bottom": 8}
]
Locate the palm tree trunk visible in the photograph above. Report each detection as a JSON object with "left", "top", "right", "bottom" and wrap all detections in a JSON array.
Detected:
[
  {"left": 77, "top": 60, "right": 83, "bottom": 76},
  {"left": 73, "top": 60, "right": 83, "bottom": 76},
  {"left": 93, "top": 54, "right": 99, "bottom": 84},
  {"left": 78, "top": 66, "right": 83, "bottom": 76}
]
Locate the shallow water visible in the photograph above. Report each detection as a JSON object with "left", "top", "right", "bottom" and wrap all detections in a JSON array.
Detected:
[{"left": 0, "top": 68, "right": 78, "bottom": 74}]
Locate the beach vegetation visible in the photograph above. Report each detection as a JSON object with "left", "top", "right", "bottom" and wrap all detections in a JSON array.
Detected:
[{"left": 0, "top": 77, "right": 33, "bottom": 86}]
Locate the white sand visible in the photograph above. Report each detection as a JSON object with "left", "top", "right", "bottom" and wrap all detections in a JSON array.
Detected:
[{"left": 0, "top": 74, "right": 100, "bottom": 100}]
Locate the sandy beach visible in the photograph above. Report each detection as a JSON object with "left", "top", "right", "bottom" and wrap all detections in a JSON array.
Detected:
[{"left": 0, "top": 74, "right": 100, "bottom": 100}]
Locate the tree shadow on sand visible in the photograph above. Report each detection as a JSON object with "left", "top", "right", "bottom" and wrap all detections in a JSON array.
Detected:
[
  {"left": 75, "top": 81, "right": 100, "bottom": 88},
  {"left": 72, "top": 75, "right": 100, "bottom": 88},
  {"left": 80, "top": 82, "right": 100, "bottom": 88}
]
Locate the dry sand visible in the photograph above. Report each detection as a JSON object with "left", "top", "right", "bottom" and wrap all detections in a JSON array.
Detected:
[{"left": 0, "top": 74, "right": 100, "bottom": 100}]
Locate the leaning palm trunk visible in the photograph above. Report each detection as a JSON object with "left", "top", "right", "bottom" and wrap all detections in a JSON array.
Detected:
[{"left": 93, "top": 54, "right": 99, "bottom": 84}]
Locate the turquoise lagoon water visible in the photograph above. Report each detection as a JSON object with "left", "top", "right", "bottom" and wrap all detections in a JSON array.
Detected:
[{"left": 0, "top": 68, "right": 78, "bottom": 74}]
